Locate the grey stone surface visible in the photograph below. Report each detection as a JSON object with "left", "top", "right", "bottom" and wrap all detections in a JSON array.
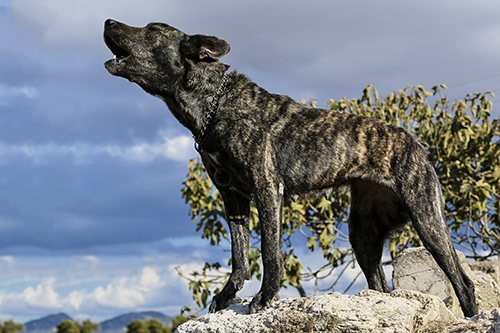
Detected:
[
  {"left": 441, "top": 308, "right": 500, "bottom": 333},
  {"left": 176, "top": 249, "right": 500, "bottom": 332},
  {"left": 175, "top": 290, "right": 458, "bottom": 333},
  {"left": 469, "top": 261, "right": 500, "bottom": 311},
  {"left": 393, "top": 247, "right": 500, "bottom": 317},
  {"left": 392, "top": 247, "right": 474, "bottom": 317}
]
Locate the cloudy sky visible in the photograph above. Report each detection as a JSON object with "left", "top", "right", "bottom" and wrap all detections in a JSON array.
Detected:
[{"left": 1, "top": 0, "right": 500, "bottom": 324}]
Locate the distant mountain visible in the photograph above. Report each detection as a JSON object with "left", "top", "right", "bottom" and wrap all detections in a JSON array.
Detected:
[
  {"left": 98, "top": 312, "right": 172, "bottom": 333},
  {"left": 22, "top": 311, "right": 171, "bottom": 333},
  {"left": 24, "top": 313, "right": 73, "bottom": 333}
]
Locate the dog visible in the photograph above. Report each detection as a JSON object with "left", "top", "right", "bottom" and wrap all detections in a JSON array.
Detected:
[{"left": 103, "top": 19, "right": 478, "bottom": 317}]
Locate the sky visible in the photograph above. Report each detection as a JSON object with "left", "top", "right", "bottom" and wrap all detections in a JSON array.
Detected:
[{"left": 1, "top": 0, "right": 500, "bottom": 324}]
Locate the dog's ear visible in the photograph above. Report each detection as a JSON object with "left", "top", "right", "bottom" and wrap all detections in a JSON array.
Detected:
[{"left": 181, "top": 34, "right": 230, "bottom": 60}]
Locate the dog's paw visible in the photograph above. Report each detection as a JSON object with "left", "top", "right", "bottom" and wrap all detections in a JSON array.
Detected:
[
  {"left": 208, "top": 297, "right": 223, "bottom": 313},
  {"left": 209, "top": 293, "right": 232, "bottom": 313},
  {"left": 249, "top": 291, "right": 280, "bottom": 314}
]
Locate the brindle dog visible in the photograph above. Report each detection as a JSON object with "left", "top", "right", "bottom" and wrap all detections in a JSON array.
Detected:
[{"left": 103, "top": 19, "right": 478, "bottom": 317}]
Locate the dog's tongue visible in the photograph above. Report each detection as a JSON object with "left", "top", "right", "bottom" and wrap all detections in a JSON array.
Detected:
[{"left": 113, "top": 54, "right": 130, "bottom": 64}]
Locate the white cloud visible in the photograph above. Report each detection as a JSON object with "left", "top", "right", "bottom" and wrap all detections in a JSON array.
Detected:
[
  {"left": 77, "top": 266, "right": 165, "bottom": 309},
  {"left": 0, "top": 277, "right": 62, "bottom": 310},
  {"left": 0, "top": 256, "right": 15, "bottom": 265},
  {"left": 0, "top": 84, "right": 39, "bottom": 100},
  {"left": 0, "top": 134, "right": 196, "bottom": 164},
  {"left": 105, "top": 135, "right": 195, "bottom": 163},
  {"left": 0, "top": 255, "right": 200, "bottom": 322},
  {"left": 24, "top": 278, "right": 62, "bottom": 308}
]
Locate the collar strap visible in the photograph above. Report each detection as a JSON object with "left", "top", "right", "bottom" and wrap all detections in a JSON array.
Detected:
[{"left": 194, "top": 74, "right": 229, "bottom": 150}]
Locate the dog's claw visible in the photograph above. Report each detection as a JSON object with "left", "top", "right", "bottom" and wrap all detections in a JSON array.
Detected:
[
  {"left": 249, "top": 291, "right": 280, "bottom": 314},
  {"left": 209, "top": 296, "right": 224, "bottom": 313},
  {"left": 208, "top": 300, "right": 218, "bottom": 313},
  {"left": 209, "top": 292, "right": 234, "bottom": 313}
]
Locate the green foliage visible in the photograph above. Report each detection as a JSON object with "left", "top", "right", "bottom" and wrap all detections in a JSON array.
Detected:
[
  {"left": 126, "top": 320, "right": 149, "bottom": 333},
  {"left": 126, "top": 319, "right": 170, "bottom": 333},
  {"left": 0, "top": 320, "right": 25, "bottom": 333},
  {"left": 178, "top": 84, "right": 500, "bottom": 308},
  {"left": 56, "top": 321, "right": 78, "bottom": 333},
  {"left": 181, "top": 159, "right": 228, "bottom": 246},
  {"left": 56, "top": 320, "right": 100, "bottom": 333},
  {"left": 147, "top": 320, "right": 165, "bottom": 333},
  {"left": 80, "top": 320, "right": 100, "bottom": 333},
  {"left": 125, "top": 309, "right": 196, "bottom": 333},
  {"left": 170, "top": 315, "right": 191, "bottom": 332},
  {"left": 170, "top": 307, "right": 197, "bottom": 332}
]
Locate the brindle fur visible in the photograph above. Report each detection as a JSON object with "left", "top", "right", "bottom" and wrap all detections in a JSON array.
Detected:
[{"left": 103, "top": 19, "right": 478, "bottom": 317}]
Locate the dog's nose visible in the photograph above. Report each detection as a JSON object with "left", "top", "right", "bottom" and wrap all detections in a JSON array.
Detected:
[{"left": 105, "top": 19, "right": 117, "bottom": 27}]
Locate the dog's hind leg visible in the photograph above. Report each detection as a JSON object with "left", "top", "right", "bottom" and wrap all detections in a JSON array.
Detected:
[
  {"left": 348, "top": 215, "right": 390, "bottom": 292},
  {"left": 402, "top": 166, "right": 478, "bottom": 317},
  {"left": 209, "top": 189, "right": 251, "bottom": 313},
  {"left": 348, "top": 180, "right": 402, "bottom": 293}
]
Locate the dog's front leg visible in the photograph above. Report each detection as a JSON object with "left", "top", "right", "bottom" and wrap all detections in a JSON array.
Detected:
[
  {"left": 209, "top": 190, "right": 251, "bottom": 313},
  {"left": 249, "top": 184, "right": 284, "bottom": 314}
]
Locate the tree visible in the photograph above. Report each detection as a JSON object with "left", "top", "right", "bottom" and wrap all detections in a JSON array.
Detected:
[
  {"left": 178, "top": 84, "right": 500, "bottom": 308},
  {"left": 126, "top": 315, "right": 196, "bottom": 333},
  {"left": 56, "top": 320, "right": 100, "bottom": 333},
  {"left": 126, "top": 319, "right": 171, "bottom": 333},
  {"left": 56, "top": 321, "right": 79, "bottom": 333},
  {"left": 0, "top": 320, "right": 25, "bottom": 333},
  {"left": 80, "top": 320, "right": 100, "bottom": 333},
  {"left": 170, "top": 307, "right": 196, "bottom": 331},
  {"left": 145, "top": 319, "right": 166, "bottom": 333},
  {"left": 170, "top": 316, "right": 190, "bottom": 332},
  {"left": 126, "top": 320, "right": 148, "bottom": 333}
]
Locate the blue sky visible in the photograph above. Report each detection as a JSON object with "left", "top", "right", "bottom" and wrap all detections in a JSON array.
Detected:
[{"left": 1, "top": 0, "right": 500, "bottom": 324}]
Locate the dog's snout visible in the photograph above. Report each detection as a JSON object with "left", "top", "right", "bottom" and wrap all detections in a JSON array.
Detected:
[{"left": 105, "top": 19, "right": 117, "bottom": 27}]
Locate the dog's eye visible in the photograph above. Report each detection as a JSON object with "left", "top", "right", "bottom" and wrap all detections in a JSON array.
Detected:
[{"left": 147, "top": 25, "right": 161, "bottom": 32}]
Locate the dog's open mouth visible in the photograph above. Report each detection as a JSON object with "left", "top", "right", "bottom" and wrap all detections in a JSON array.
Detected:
[{"left": 104, "top": 35, "right": 131, "bottom": 65}]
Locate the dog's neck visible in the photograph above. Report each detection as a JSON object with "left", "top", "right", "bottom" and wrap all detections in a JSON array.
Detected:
[
  {"left": 193, "top": 73, "right": 229, "bottom": 148},
  {"left": 161, "top": 62, "right": 230, "bottom": 139}
]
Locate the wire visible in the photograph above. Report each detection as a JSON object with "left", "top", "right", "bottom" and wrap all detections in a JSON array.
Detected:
[{"left": 446, "top": 73, "right": 500, "bottom": 89}]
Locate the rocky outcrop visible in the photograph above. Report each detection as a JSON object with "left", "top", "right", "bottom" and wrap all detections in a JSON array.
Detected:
[
  {"left": 175, "top": 290, "right": 500, "bottom": 332},
  {"left": 393, "top": 247, "right": 500, "bottom": 317},
  {"left": 393, "top": 247, "right": 473, "bottom": 317},
  {"left": 469, "top": 261, "right": 500, "bottom": 311},
  {"left": 176, "top": 248, "right": 500, "bottom": 332}
]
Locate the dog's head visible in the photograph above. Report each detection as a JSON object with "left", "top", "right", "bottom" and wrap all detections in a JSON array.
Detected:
[{"left": 103, "top": 19, "right": 230, "bottom": 96}]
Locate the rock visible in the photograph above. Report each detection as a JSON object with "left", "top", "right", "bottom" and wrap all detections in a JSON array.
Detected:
[
  {"left": 392, "top": 247, "right": 474, "bottom": 317},
  {"left": 175, "top": 290, "right": 458, "bottom": 333},
  {"left": 442, "top": 308, "right": 500, "bottom": 333},
  {"left": 176, "top": 249, "right": 500, "bottom": 332},
  {"left": 389, "top": 289, "right": 456, "bottom": 328},
  {"left": 393, "top": 247, "right": 500, "bottom": 317},
  {"left": 468, "top": 261, "right": 500, "bottom": 311}
]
